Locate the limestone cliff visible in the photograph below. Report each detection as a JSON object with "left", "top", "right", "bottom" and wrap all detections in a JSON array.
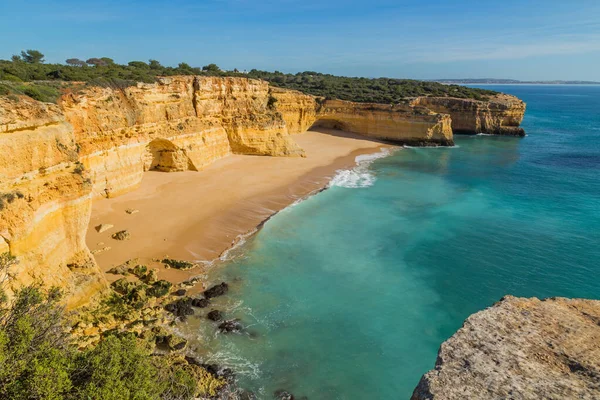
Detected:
[
  {"left": 315, "top": 100, "right": 453, "bottom": 146},
  {"left": 0, "top": 76, "right": 526, "bottom": 307},
  {"left": 271, "top": 89, "right": 453, "bottom": 145},
  {"left": 0, "top": 96, "right": 106, "bottom": 307},
  {"left": 60, "top": 76, "right": 304, "bottom": 198},
  {"left": 412, "top": 94, "right": 526, "bottom": 136},
  {"left": 411, "top": 296, "right": 600, "bottom": 400}
]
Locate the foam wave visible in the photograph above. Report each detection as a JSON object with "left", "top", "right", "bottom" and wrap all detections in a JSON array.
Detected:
[
  {"left": 329, "top": 148, "right": 394, "bottom": 189},
  {"left": 403, "top": 144, "right": 460, "bottom": 148}
]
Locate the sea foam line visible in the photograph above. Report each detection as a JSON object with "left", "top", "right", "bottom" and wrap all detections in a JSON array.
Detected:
[
  {"left": 329, "top": 147, "right": 395, "bottom": 189},
  {"left": 195, "top": 146, "right": 396, "bottom": 268}
]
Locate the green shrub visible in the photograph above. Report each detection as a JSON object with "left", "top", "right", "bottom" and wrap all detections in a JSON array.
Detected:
[
  {"left": 72, "top": 335, "right": 163, "bottom": 399},
  {"left": 0, "top": 253, "right": 205, "bottom": 399},
  {"left": 0, "top": 50, "right": 498, "bottom": 104}
]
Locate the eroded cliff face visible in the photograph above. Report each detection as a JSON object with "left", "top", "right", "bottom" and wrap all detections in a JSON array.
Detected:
[
  {"left": 60, "top": 76, "right": 304, "bottom": 198},
  {"left": 412, "top": 94, "right": 526, "bottom": 136},
  {"left": 0, "top": 76, "right": 527, "bottom": 307},
  {"left": 315, "top": 100, "right": 453, "bottom": 146},
  {"left": 271, "top": 90, "right": 453, "bottom": 145},
  {"left": 0, "top": 96, "right": 106, "bottom": 308},
  {"left": 412, "top": 296, "right": 600, "bottom": 400}
]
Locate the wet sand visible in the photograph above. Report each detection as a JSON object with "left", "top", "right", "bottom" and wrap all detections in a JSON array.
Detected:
[{"left": 87, "top": 129, "right": 392, "bottom": 286}]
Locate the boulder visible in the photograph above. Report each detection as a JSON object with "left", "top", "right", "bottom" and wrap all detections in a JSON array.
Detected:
[
  {"left": 192, "top": 298, "right": 209, "bottom": 308},
  {"left": 111, "top": 230, "right": 131, "bottom": 241},
  {"left": 207, "top": 310, "right": 223, "bottom": 321},
  {"left": 165, "top": 297, "right": 194, "bottom": 318},
  {"left": 95, "top": 223, "right": 114, "bottom": 233},
  {"left": 204, "top": 282, "right": 229, "bottom": 299},
  {"left": 218, "top": 319, "right": 242, "bottom": 333},
  {"left": 274, "top": 390, "right": 294, "bottom": 400}
]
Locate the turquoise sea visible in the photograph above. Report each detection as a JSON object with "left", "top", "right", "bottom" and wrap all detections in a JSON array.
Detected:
[{"left": 184, "top": 85, "right": 600, "bottom": 399}]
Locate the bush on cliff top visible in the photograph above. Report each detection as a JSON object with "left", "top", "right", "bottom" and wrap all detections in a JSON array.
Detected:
[
  {"left": 0, "top": 48, "right": 497, "bottom": 104},
  {"left": 0, "top": 253, "right": 206, "bottom": 400}
]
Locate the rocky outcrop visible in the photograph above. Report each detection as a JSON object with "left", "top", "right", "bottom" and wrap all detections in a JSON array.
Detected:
[
  {"left": 412, "top": 296, "right": 600, "bottom": 400},
  {"left": 270, "top": 89, "right": 454, "bottom": 145},
  {"left": 315, "top": 100, "right": 453, "bottom": 146},
  {"left": 411, "top": 94, "right": 526, "bottom": 136},
  {"left": 0, "top": 96, "right": 106, "bottom": 307}
]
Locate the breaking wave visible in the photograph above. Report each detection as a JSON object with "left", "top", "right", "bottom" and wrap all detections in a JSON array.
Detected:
[{"left": 329, "top": 148, "right": 394, "bottom": 188}]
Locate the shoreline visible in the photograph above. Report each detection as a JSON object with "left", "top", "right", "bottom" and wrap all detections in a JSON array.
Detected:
[{"left": 87, "top": 129, "right": 395, "bottom": 290}]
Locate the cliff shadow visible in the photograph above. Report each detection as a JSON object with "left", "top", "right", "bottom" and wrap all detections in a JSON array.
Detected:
[{"left": 308, "top": 119, "right": 389, "bottom": 145}]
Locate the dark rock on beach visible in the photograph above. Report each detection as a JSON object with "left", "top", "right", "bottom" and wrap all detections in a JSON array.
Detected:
[
  {"left": 191, "top": 297, "right": 209, "bottom": 308},
  {"left": 207, "top": 310, "right": 223, "bottom": 321},
  {"left": 204, "top": 282, "right": 229, "bottom": 299},
  {"left": 111, "top": 230, "right": 131, "bottom": 241},
  {"left": 218, "top": 319, "right": 242, "bottom": 333}
]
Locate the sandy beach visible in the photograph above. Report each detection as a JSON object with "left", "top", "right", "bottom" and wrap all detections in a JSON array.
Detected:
[{"left": 87, "top": 129, "right": 391, "bottom": 285}]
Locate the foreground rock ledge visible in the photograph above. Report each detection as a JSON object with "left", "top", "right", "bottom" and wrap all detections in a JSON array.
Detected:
[{"left": 412, "top": 296, "right": 600, "bottom": 400}]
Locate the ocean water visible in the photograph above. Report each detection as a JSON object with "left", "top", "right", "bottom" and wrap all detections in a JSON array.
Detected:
[{"left": 184, "top": 85, "right": 600, "bottom": 399}]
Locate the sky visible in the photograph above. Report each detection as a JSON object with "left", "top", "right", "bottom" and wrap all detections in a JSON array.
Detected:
[{"left": 1, "top": 0, "right": 600, "bottom": 80}]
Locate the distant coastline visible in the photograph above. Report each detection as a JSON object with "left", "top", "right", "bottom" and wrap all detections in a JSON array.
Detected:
[{"left": 433, "top": 79, "right": 600, "bottom": 85}]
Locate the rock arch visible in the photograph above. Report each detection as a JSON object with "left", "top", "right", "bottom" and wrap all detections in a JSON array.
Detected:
[{"left": 143, "top": 138, "right": 197, "bottom": 172}]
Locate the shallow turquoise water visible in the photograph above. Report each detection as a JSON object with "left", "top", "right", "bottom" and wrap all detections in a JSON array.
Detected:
[{"left": 186, "top": 85, "right": 600, "bottom": 399}]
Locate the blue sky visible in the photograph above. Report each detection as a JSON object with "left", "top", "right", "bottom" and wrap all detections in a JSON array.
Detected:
[{"left": 1, "top": 0, "right": 599, "bottom": 80}]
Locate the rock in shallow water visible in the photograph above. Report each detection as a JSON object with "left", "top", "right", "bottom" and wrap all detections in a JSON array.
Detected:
[
  {"left": 274, "top": 390, "right": 294, "bottom": 400},
  {"left": 207, "top": 310, "right": 223, "bottom": 321},
  {"left": 204, "top": 282, "right": 229, "bottom": 299},
  {"left": 191, "top": 297, "right": 209, "bottom": 308},
  {"left": 411, "top": 295, "right": 600, "bottom": 400},
  {"left": 218, "top": 319, "right": 242, "bottom": 333}
]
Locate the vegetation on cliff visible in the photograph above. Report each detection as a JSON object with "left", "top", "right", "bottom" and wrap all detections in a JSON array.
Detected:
[
  {"left": 0, "top": 254, "right": 225, "bottom": 400},
  {"left": 0, "top": 49, "right": 497, "bottom": 104}
]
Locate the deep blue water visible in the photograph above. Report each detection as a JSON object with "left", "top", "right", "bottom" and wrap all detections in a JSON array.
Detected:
[{"left": 184, "top": 85, "right": 600, "bottom": 399}]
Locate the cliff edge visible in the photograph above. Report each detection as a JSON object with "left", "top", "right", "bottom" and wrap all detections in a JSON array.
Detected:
[
  {"left": 0, "top": 76, "right": 526, "bottom": 306},
  {"left": 412, "top": 94, "right": 526, "bottom": 136},
  {"left": 412, "top": 296, "right": 600, "bottom": 400}
]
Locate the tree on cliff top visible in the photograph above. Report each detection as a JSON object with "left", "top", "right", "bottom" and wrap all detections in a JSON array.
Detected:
[
  {"left": 85, "top": 58, "right": 107, "bottom": 67},
  {"left": 0, "top": 49, "right": 498, "bottom": 103},
  {"left": 202, "top": 63, "right": 221, "bottom": 73},
  {"left": 65, "top": 58, "right": 86, "bottom": 67},
  {"left": 20, "top": 50, "right": 45, "bottom": 64}
]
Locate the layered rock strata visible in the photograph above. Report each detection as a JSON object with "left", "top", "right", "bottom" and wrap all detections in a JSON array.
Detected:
[
  {"left": 412, "top": 296, "right": 600, "bottom": 400},
  {"left": 0, "top": 76, "right": 525, "bottom": 305},
  {"left": 315, "top": 100, "right": 453, "bottom": 146},
  {"left": 412, "top": 94, "right": 526, "bottom": 136},
  {"left": 60, "top": 76, "right": 304, "bottom": 198},
  {"left": 0, "top": 96, "right": 106, "bottom": 307}
]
